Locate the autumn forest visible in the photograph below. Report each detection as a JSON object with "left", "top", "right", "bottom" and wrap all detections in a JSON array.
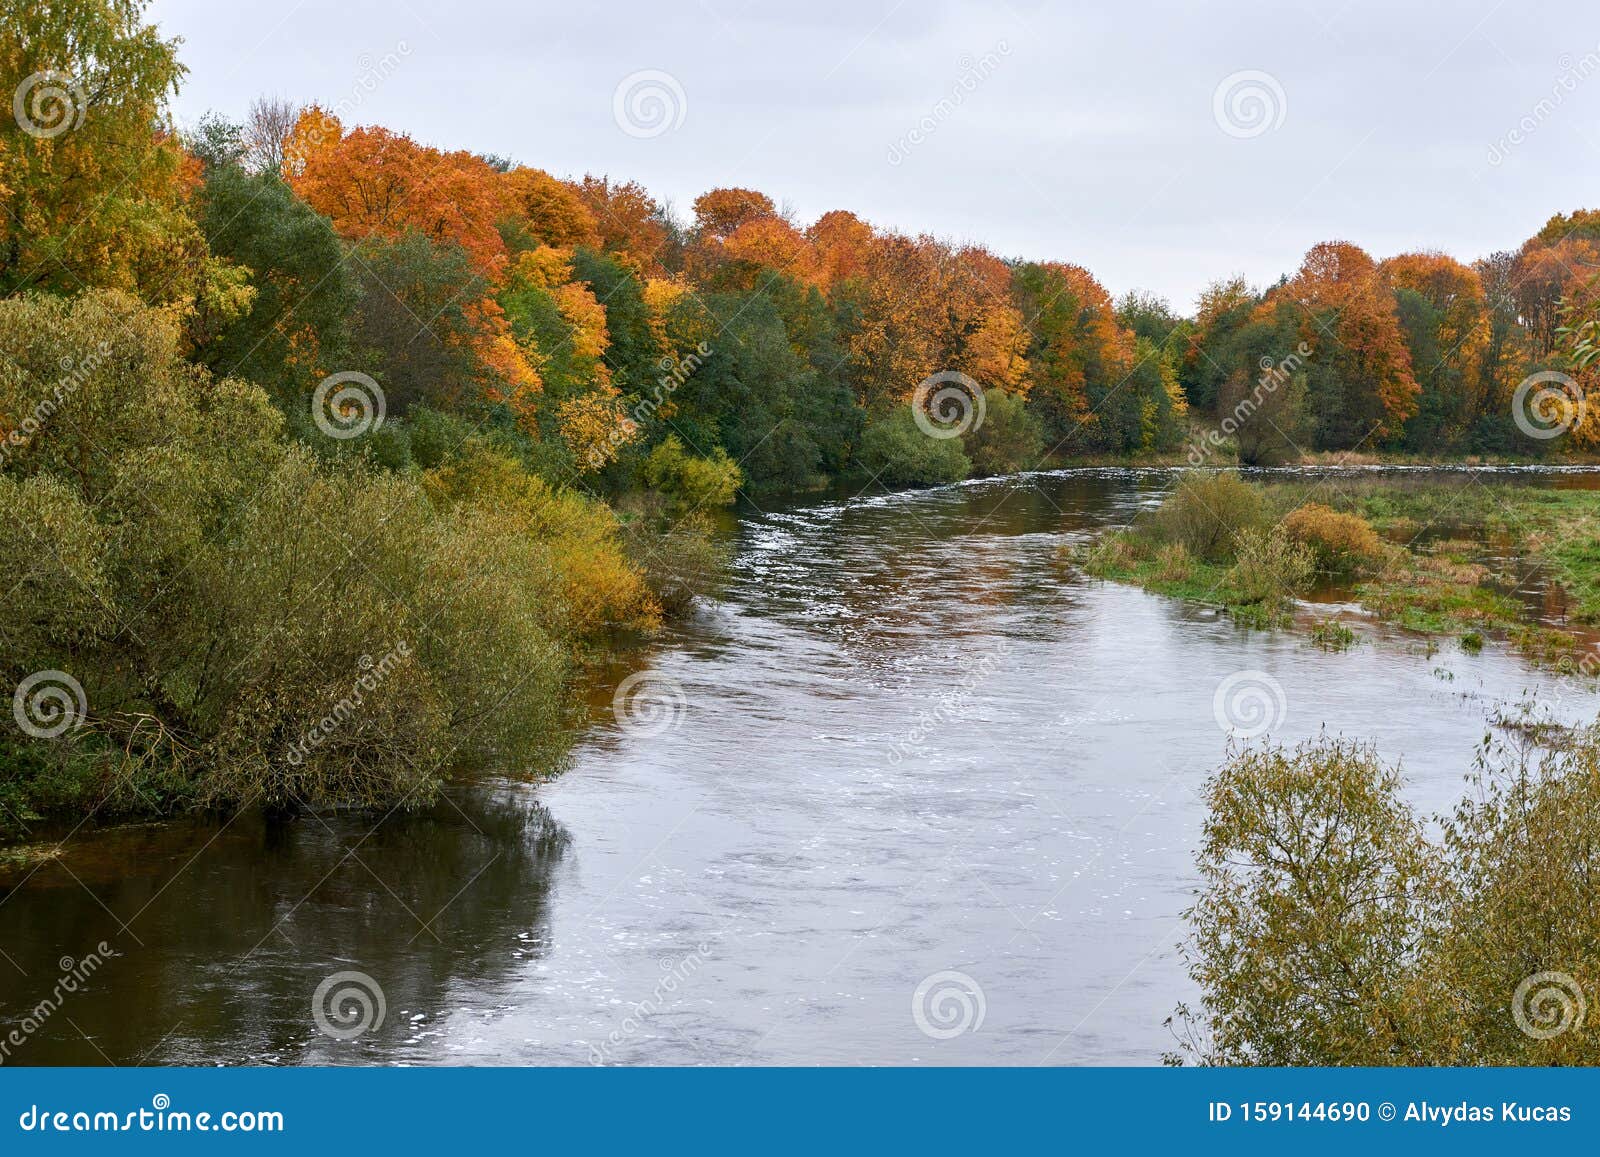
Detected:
[{"left": 4, "top": 0, "right": 1600, "bottom": 832}]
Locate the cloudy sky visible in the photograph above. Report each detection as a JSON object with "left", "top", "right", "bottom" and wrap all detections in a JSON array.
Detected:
[{"left": 150, "top": 0, "right": 1600, "bottom": 312}]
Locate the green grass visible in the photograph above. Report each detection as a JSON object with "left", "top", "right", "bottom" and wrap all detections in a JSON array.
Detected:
[
  {"left": 1310, "top": 621, "right": 1358, "bottom": 651},
  {"left": 1073, "top": 531, "right": 1299, "bottom": 628},
  {"left": 1074, "top": 476, "right": 1600, "bottom": 666}
]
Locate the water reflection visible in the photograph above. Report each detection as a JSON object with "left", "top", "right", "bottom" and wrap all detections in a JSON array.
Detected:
[{"left": 0, "top": 790, "right": 568, "bottom": 1064}]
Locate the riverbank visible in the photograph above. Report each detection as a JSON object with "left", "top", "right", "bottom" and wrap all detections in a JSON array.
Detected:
[
  {"left": 1071, "top": 468, "right": 1600, "bottom": 667},
  {"left": 14, "top": 467, "right": 1596, "bottom": 1065}
]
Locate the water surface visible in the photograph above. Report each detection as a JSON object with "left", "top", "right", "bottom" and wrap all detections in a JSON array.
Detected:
[{"left": 5, "top": 467, "right": 1600, "bottom": 1065}]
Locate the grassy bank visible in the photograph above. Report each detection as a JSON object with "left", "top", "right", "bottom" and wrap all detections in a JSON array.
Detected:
[{"left": 1071, "top": 470, "right": 1600, "bottom": 666}]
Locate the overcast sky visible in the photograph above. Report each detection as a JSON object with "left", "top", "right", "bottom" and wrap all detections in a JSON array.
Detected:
[{"left": 150, "top": 0, "right": 1600, "bottom": 312}]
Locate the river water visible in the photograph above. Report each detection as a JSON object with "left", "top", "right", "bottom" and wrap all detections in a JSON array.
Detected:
[{"left": 5, "top": 467, "right": 1600, "bottom": 1066}]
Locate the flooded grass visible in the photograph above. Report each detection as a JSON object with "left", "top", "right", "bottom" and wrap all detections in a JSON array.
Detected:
[{"left": 1075, "top": 471, "right": 1600, "bottom": 669}]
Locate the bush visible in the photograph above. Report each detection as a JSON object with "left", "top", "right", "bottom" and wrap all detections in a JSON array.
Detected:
[
  {"left": 1152, "top": 472, "right": 1265, "bottom": 561},
  {"left": 1280, "top": 502, "right": 1386, "bottom": 575},
  {"left": 853, "top": 408, "right": 970, "bottom": 488},
  {"left": 0, "top": 291, "right": 668, "bottom": 822},
  {"left": 1172, "top": 737, "right": 1436, "bottom": 1066},
  {"left": 616, "top": 493, "right": 731, "bottom": 616},
  {"left": 1223, "top": 530, "right": 1315, "bottom": 608},
  {"left": 424, "top": 444, "right": 659, "bottom": 638},
  {"left": 963, "top": 388, "right": 1044, "bottom": 477},
  {"left": 639, "top": 434, "right": 742, "bottom": 510},
  {"left": 1173, "top": 723, "right": 1600, "bottom": 1066}
]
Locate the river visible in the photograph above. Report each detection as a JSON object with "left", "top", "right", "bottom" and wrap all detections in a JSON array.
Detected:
[{"left": 5, "top": 467, "right": 1600, "bottom": 1065}]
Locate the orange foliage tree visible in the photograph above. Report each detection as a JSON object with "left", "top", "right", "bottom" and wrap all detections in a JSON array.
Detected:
[
  {"left": 576, "top": 176, "right": 668, "bottom": 273},
  {"left": 284, "top": 108, "right": 540, "bottom": 418},
  {"left": 501, "top": 166, "right": 599, "bottom": 251},
  {"left": 1268, "top": 241, "right": 1420, "bottom": 442}
]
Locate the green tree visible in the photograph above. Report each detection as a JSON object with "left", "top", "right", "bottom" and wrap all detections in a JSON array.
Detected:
[
  {"left": 0, "top": 0, "right": 195, "bottom": 301},
  {"left": 963, "top": 387, "right": 1043, "bottom": 476},
  {"left": 194, "top": 164, "right": 356, "bottom": 404}
]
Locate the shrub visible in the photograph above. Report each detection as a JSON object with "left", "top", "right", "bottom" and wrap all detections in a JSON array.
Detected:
[
  {"left": 639, "top": 434, "right": 742, "bottom": 510},
  {"left": 1152, "top": 472, "right": 1265, "bottom": 561},
  {"left": 963, "top": 388, "right": 1044, "bottom": 477},
  {"left": 1174, "top": 723, "right": 1600, "bottom": 1065},
  {"left": 424, "top": 444, "right": 659, "bottom": 638},
  {"left": 1224, "top": 530, "right": 1315, "bottom": 607},
  {"left": 1171, "top": 737, "right": 1437, "bottom": 1066},
  {"left": 1280, "top": 502, "right": 1386, "bottom": 575},
  {"left": 616, "top": 493, "right": 731, "bottom": 617},
  {"left": 0, "top": 291, "right": 672, "bottom": 822},
  {"left": 853, "top": 408, "right": 970, "bottom": 488}
]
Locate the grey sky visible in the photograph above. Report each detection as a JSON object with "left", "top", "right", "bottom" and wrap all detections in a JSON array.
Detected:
[{"left": 151, "top": 0, "right": 1600, "bottom": 312}]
